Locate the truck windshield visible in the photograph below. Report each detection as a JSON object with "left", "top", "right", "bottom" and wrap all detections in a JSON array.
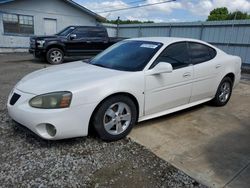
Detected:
[
  {"left": 89, "top": 40, "right": 163, "bottom": 71},
  {"left": 56, "top": 26, "right": 75, "bottom": 36}
]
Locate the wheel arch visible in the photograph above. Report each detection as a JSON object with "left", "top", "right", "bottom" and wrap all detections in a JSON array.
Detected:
[
  {"left": 224, "top": 72, "right": 235, "bottom": 85},
  {"left": 217, "top": 72, "right": 235, "bottom": 91},
  {"left": 46, "top": 44, "right": 65, "bottom": 54},
  {"left": 88, "top": 92, "right": 140, "bottom": 133}
]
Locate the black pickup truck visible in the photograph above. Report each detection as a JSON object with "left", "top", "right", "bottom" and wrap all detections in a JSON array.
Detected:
[{"left": 29, "top": 26, "right": 123, "bottom": 64}]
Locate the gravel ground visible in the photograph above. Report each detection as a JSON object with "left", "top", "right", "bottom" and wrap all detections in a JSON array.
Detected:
[{"left": 0, "top": 53, "right": 206, "bottom": 188}]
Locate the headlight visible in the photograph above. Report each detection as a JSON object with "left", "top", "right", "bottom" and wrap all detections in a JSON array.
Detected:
[
  {"left": 36, "top": 40, "right": 45, "bottom": 48},
  {"left": 29, "top": 92, "right": 72, "bottom": 109}
]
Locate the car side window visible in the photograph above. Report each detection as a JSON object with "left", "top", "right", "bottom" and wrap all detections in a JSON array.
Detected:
[
  {"left": 151, "top": 42, "right": 190, "bottom": 69},
  {"left": 188, "top": 42, "right": 217, "bottom": 64},
  {"left": 91, "top": 29, "right": 106, "bottom": 38},
  {"left": 72, "top": 28, "right": 105, "bottom": 39}
]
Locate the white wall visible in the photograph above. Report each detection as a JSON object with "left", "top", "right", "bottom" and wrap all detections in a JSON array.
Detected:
[{"left": 0, "top": 0, "right": 98, "bottom": 51}]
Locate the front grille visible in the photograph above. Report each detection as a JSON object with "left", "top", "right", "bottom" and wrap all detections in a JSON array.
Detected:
[{"left": 10, "top": 93, "right": 21, "bottom": 105}]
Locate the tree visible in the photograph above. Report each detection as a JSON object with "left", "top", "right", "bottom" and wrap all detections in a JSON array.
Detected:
[
  {"left": 227, "top": 11, "right": 249, "bottom": 20},
  {"left": 207, "top": 7, "right": 250, "bottom": 21},
  {"left": 207, "top": 7, "right": 229, "bottom": 21}
]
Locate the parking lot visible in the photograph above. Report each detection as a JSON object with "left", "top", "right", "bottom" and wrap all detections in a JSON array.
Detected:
[
  {"left": 0, "top": 53, "right": 205, "bottom": 188},
  {"left": 129, "top": 79, "right": 250, "bottom": 187},
  {"left": 1, "top": 53, "right": 249, "bottom": 188}
]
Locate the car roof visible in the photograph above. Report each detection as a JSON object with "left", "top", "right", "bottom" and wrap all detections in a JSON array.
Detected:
[
  {"left": 127, "top": 37, "right": 212, "bottom": 46},
  {"left": 67, "top": 25, "right": 105, "bottom": 28}
]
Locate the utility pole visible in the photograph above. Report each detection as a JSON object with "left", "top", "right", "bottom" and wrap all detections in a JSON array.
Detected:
[{"left": 117, "top": 16, "right": 120, "bottom": 37}]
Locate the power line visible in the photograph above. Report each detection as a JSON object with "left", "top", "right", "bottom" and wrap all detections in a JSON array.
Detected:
[
  {"left": 91, "top": 0, "right": 147, "bottom": 11},
  {"left": 97, "top": 0, "right": 176, "bottom": 14},
  {"left": 126, "top": 0, "right": 146, "bottom": 4}
]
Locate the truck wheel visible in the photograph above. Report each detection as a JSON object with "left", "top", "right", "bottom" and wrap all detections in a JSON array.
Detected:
[{"left": 46, "top": 48, "right": 64, "bottom": 64}]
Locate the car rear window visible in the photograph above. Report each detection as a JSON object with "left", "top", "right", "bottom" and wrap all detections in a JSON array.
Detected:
[{"left": 188, "top": 42, "right": 217, "bottom": 64}]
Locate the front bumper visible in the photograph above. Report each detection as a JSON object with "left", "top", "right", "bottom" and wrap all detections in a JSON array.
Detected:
[
  {"left": 29, "top": 48, "right": 46, "bottom": 58},
  {"left": 7, "top": 89, "right": 97, "bottom": 140}
]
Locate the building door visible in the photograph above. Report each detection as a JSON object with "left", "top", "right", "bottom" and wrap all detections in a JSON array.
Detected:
[{"left": 44, "top": 18, "right": 57, "bottom": 35}]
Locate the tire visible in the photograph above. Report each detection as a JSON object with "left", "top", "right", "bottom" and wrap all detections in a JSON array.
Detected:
[
  {"left": 93, "top": 95, "right": 137, "bottom": 141},
  {"left": 211, "top": 77, "right": 233, "bottom": 106},
  {"left": 46, "top": 48, "right": 64, "bottom": 64}
]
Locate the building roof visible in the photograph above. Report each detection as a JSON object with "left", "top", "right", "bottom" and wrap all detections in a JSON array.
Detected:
[{"left": 0, "top": 0, "right": 105, "bottom": 22}]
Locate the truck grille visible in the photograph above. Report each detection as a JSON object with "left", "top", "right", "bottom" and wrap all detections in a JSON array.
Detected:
[{"left": 10, "top": 93, "right": 21, "bottom": 106}]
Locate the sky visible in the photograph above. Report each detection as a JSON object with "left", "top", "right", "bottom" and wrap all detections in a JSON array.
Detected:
[{"left": 74, "top": 0, "right": 250, "bottom": 22}]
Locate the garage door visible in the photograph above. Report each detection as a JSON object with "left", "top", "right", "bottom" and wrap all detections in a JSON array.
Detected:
[{"left": 44, "top": 18, "right": 57, "bottom": 35}]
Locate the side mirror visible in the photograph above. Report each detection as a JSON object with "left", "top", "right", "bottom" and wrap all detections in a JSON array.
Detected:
[
  {"left": 147, "top": 62, "right": 173, "bottom": 75},
  {"left": 69, "top": 34, "right": 77, "bottom": 40}
]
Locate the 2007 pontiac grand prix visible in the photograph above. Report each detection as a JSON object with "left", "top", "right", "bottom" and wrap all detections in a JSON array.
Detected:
[{"left": 7, "top": 37, "right": 241, "bottom": 141}]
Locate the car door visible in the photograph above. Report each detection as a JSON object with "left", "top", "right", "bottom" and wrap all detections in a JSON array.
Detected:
[
  {"left": 65, "top": 27, "right": 95, "bottom": 55},
  {"left": 89, "top": 28, "right": 110, "bottom": 52},
  {"left": 188, "top": 42, "right": 219, "bottom": 103},
  {"left": 144, "top": 42, "right": 194, "bottom": 115}
]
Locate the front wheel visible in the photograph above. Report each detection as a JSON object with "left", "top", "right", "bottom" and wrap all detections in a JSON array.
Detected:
[
  {"left": 211, "top": 77, "right": 233, "bottom": 106},
  {"left": 93, "top": 95, "right": 137, "bottom": 141},
  {"left": 46, "top": 48, "right": 64, "bottom": 64}
]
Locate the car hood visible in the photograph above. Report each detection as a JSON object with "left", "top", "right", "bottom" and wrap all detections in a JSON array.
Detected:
[
  {"left": 30, "top": 35, "right": 64, "bottom": 41},
  {"left": 16, "top": 61, "right": 129, "bottom": 95}
]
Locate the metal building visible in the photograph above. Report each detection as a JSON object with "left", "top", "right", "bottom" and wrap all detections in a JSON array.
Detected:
[{"left": 115, "top": 20, "right": 250, "bottom": 65}]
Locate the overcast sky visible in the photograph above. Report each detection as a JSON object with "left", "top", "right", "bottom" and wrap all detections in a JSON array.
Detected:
[{"left": 74, "top": 0, "right": 250, "bottom": 22}]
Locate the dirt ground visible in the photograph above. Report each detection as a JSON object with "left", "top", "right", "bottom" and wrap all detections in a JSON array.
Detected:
[{"left": 0, "top": 53, "right": 206, "bottom": 188}]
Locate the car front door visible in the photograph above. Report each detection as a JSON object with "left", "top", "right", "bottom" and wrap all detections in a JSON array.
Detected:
[
  {"left": 144, "top": 42, "right": 193, "bottom": 115},
  {"left": 188, "top": 42, "right": 219, "bottom": 103},
  {"left": 65, "top": 27, "right": 96, "bottom": 55}
]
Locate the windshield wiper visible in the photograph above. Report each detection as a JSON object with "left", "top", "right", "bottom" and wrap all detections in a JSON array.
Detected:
[
  {"left": 93, "top": 64, "right": 108, "bottom": 68},
  {"left": 82, "top": 58, "right": 91, "bottom": 63}
]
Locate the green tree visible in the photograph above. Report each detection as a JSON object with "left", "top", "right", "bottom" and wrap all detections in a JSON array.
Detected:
[
  {"left": 207, "top": 7, "right": 250, "bottom": 21},
  {"left": 207, "top": 7, "right": 229, "bottom": 21},
  {"left": 227, "top": 11, "right": 249, "bottom": 20}
]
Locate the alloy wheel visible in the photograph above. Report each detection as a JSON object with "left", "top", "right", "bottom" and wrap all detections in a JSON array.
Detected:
[
  {"left": 219, "top": 82, "right": 231, "bottom": 103},
  {"left": 103, "top": 102, "right": 132, "bottom": 135},
  {"left": 50, "top": 50, "right": 62, "bottom": 64}
]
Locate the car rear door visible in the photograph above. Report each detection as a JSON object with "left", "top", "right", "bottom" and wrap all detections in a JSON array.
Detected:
[
  {"left": 144, "top": 42, "right": 194, "bottom": 115},
  {"left": 89, "top": 28, "right": 110, "bottom": 51},
  {"left": 188, "top": 42, "right": 220, "bottom": 103}
]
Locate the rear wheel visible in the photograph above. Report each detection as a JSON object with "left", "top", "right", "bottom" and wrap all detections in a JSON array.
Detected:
[
  {"left": 46, "top": 48, "right": 64, "bottom": 64},
  {"left": 211, "top": 77, "right": 233, "bottom": 106},
  {"left": 93, "top": 95, "right": 137, "bottom": 141}
]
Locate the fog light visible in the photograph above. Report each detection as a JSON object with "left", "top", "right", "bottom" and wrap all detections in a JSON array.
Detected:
[{"left": 46, "top": 124, "right": 57, "bottom": 137}]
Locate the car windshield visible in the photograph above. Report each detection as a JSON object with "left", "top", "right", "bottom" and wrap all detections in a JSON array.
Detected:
[
  {"left": 89, "top": 40, "right": 163, "bottom": 71},
  {"left": 56, "top": 26, "right": 75, "bottom": 36}
]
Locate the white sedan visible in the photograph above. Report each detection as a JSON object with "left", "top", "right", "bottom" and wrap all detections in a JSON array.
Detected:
[{"left": 7, "top": 37, "right": 241, "bottom": 141}]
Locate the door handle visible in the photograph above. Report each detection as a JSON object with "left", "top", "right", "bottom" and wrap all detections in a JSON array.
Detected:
[
  {"left": 215, "top": 64, "right": 221, "bottom": 69},
  {"left": 183, "top": 72, "right": 191, "bottom": 78}
]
